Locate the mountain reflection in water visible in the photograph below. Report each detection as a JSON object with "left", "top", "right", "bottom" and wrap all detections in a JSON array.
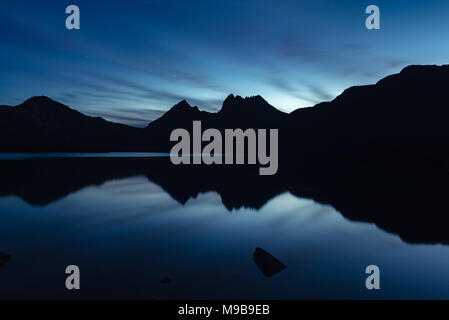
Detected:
[{"left": 0, "top": 156, "right": 448, "bottom": 299}]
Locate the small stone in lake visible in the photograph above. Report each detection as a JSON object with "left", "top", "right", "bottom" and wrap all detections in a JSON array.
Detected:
[
  {"left": 161, "top": 276, "right": 172, "bottom": 284},
  {"left": 0, "top": 253, "right": 11, "bottom": 267},
  {"left": 252, "top": 247, "right": 286, "bottom": 278}
]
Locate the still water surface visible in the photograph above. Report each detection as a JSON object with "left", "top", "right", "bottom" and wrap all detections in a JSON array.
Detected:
[{"left": 0, "top": 156, "right": 448, "bottom": 299}]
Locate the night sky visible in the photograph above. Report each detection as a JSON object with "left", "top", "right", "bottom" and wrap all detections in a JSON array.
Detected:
[{"left": 1, "top": 0, "right": 449, "bottom": 127}]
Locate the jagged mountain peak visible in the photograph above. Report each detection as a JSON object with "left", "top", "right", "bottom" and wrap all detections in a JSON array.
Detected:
[
  {"left": 219, "top": 94, "right": 282, "bottom": 116},
  {"left": 167, "top": 99, "right": 199, "bottom": 114},
  {"left": 223, "top": 93, "right": 269, "bottom": 105}
]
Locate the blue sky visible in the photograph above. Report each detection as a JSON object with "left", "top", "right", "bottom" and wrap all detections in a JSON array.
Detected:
[{"left": 1, "top": 0, "right": 449, "bottom": 127}]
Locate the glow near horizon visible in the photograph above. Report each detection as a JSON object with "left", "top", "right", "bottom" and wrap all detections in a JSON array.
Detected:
[{"left": 1, "top": 0, "right": 449, "bottom": 127}]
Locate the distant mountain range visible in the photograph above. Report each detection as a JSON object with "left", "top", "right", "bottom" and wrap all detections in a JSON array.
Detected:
[{"left": 2, "top": 64, "right": 449, "bottom": 155}]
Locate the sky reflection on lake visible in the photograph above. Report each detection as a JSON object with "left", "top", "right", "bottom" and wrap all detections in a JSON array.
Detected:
[{"left": 0, "top": 176, "right": 448, "bottom": 299}]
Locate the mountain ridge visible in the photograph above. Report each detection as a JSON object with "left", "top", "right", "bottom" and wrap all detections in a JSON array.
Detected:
[{"left": 2, "top": 64, "right": 449, "bottom": 153}]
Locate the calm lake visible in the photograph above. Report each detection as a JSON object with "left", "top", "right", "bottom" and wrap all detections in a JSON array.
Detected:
[{"left": 0, "top": 154, "right": 448, "bottom": 299}]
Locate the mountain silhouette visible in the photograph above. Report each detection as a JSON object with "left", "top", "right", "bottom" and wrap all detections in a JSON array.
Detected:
[
  {"left": 0, "top": 94, "right": 287, "bottom": 152},
  {"left": 218, "top": 94, "right": 286, "bottom": 124},
  {"left": 143, "top": 94, "right": 286, "bottom": 150},
  {"left": 2, "top": 65, "right": 449, "bottom": 156},
  {"left": 284, "top": 64, "right": 449, "bottom": 153},
  {"left": 0, "top": 96, "right": 142, "bottom": 152}
]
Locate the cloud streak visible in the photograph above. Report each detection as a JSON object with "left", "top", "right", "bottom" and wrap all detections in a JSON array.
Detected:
[{"left": 1, "top": 0, "right": 447, "bottom": 120}]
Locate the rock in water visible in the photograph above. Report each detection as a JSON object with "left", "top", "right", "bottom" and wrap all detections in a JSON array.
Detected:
[
  {"left": 160, "top": 277, "right": 172, "bottom": 284},
  {"left": 252, "top": 247, "right": 286, "bottom": 278},
  {"left": 0, "top": 253, "right": 11, "bottom": 267}
]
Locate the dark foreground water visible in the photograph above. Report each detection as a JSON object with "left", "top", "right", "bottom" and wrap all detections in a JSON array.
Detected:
[{"left": 0, "top": 155, "right": 448, "bottom": 299}]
